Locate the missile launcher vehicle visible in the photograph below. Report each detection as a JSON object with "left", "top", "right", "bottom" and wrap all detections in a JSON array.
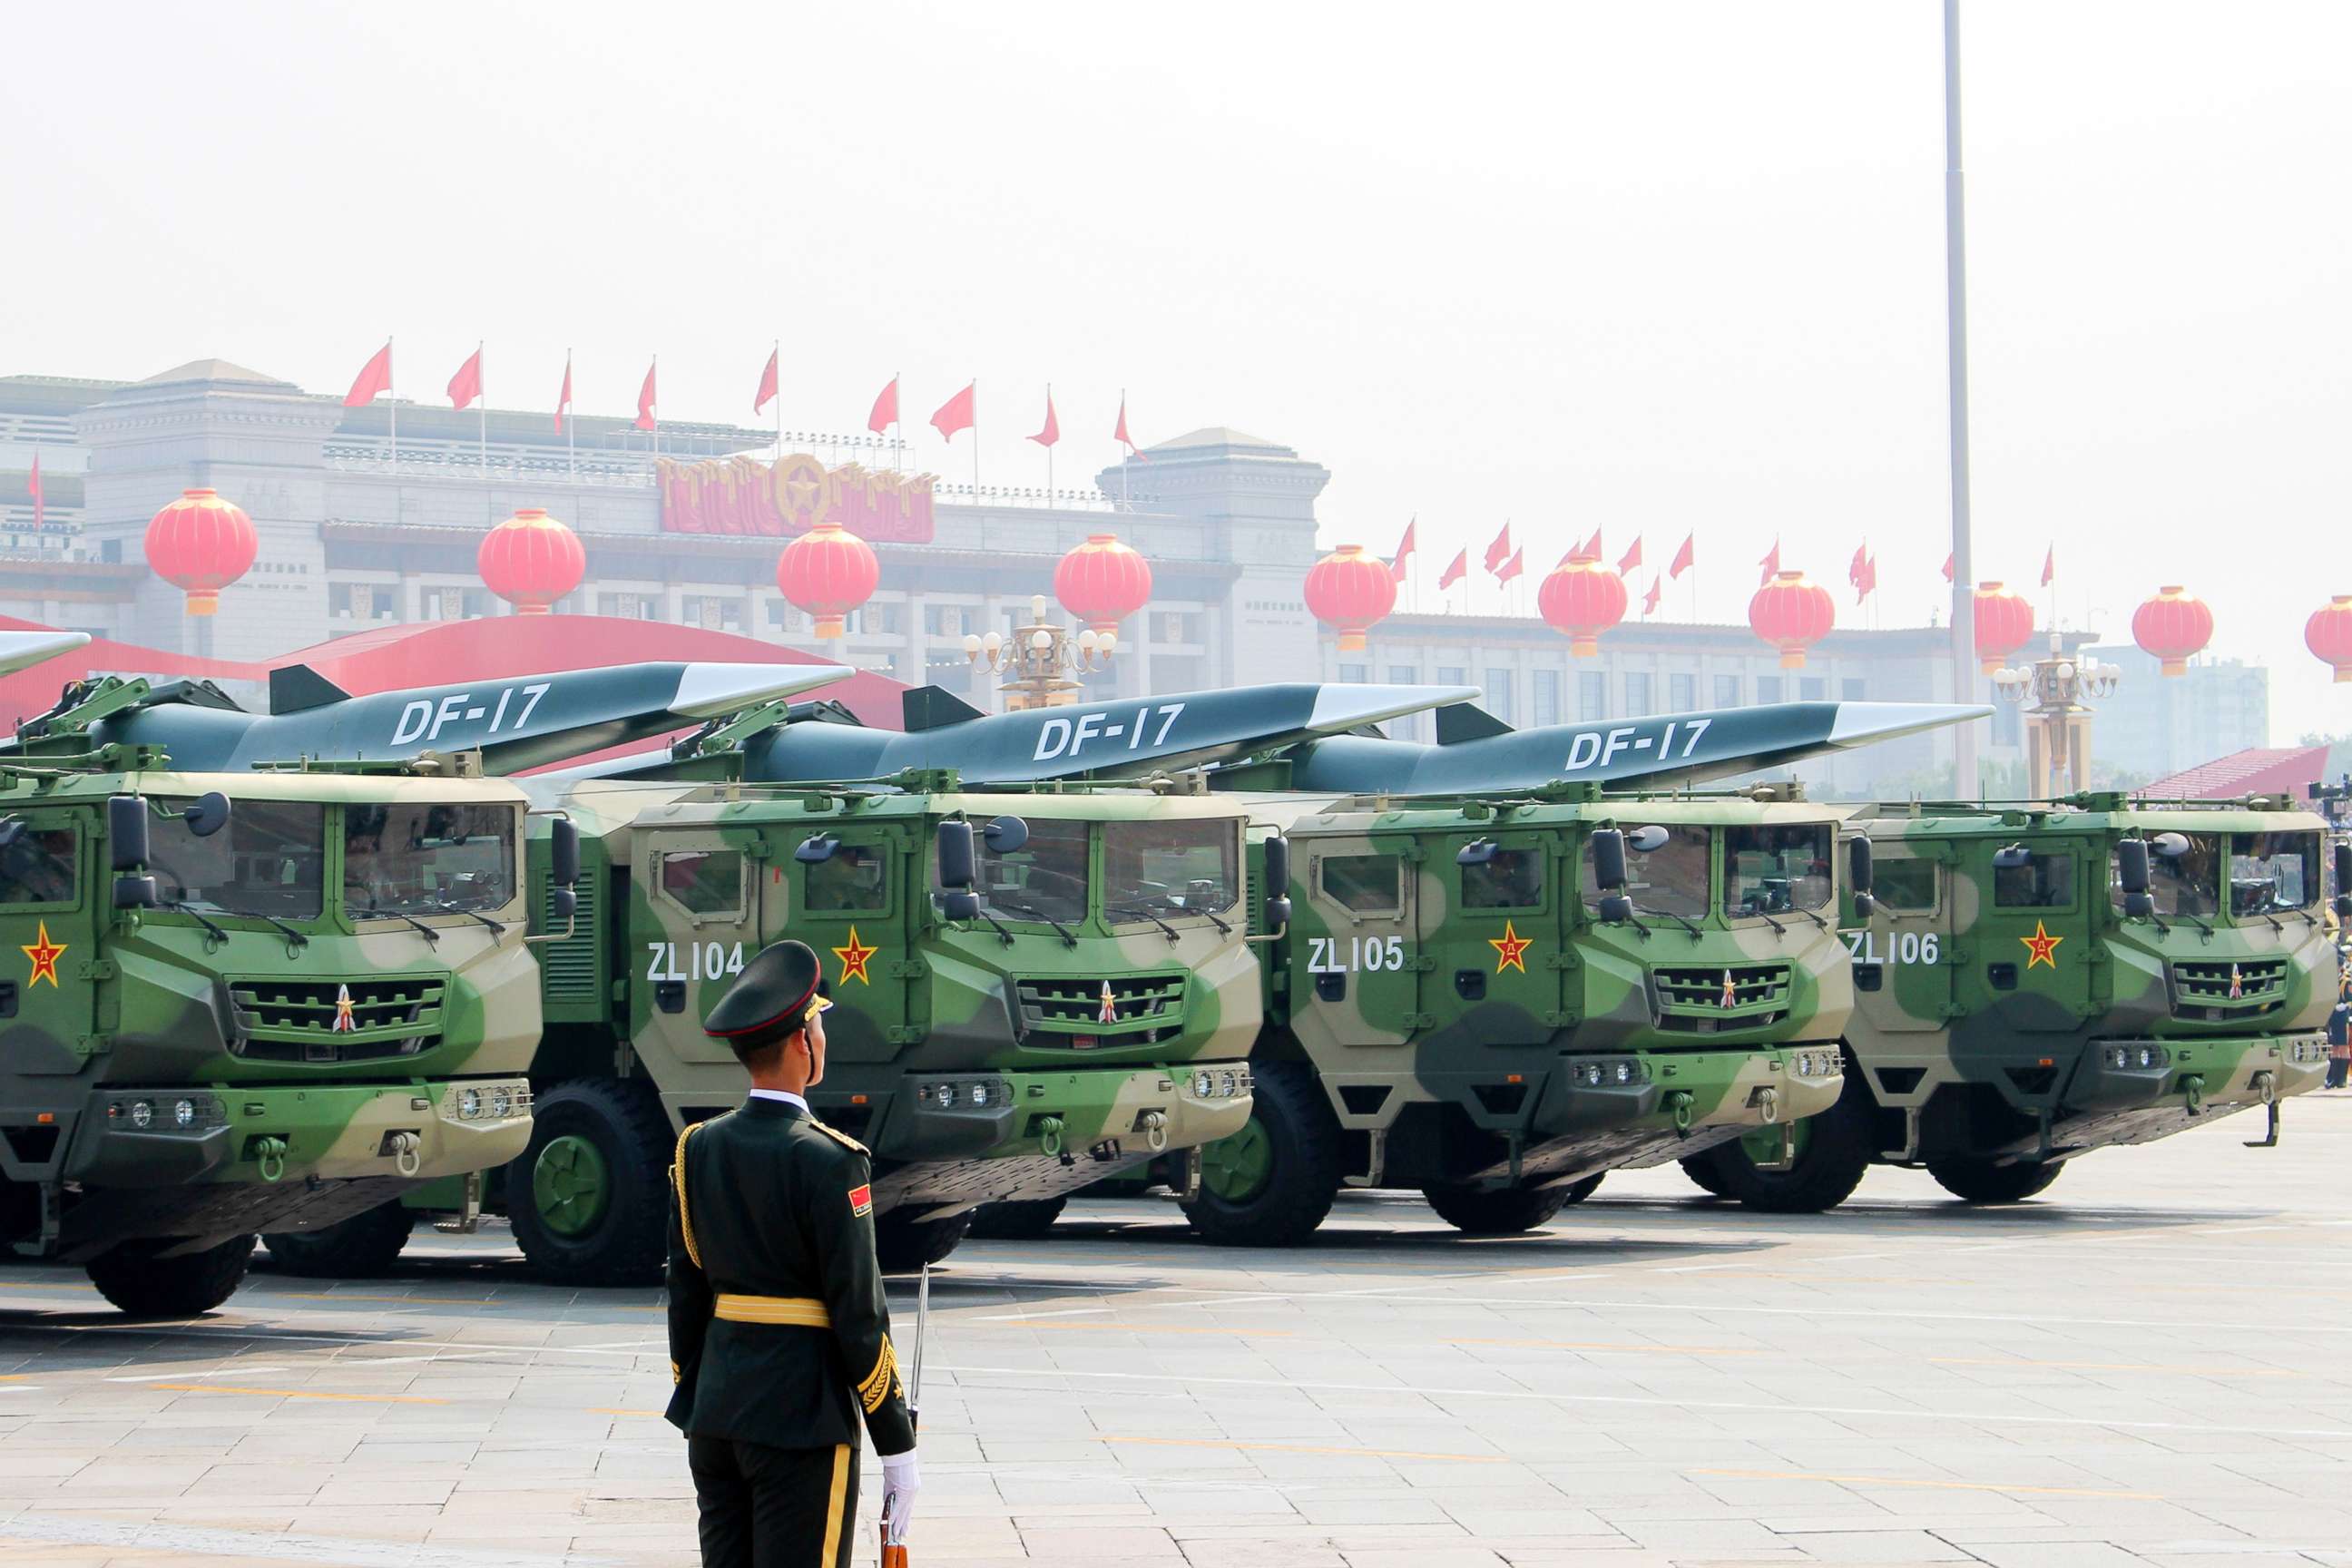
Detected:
[{"left": 1686, "top": 794, "right": 2346, "bottom": 1210}]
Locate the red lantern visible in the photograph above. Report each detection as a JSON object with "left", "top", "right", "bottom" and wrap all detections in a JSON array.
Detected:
[
  {"left": 476, "top": 507, "right": 585, "bottom": 615},
  {"left": 2132, "top": 584, "right": 2212, "bottom": 677},
  {"left": 1748, "top": 569, "right": 1835, "bottom": 669},
  {"left": 1054, "top": 533, "right": 1152, "bottom": 635},
  {"left": 1303, "top": 544, "right": 1396, "bottom": 653},
  {"left": 143, "top": 487, "right": 257, "bottom": 616},
  {"left": 2307, "top": 595, "right": 2352, "bottom": 684},
  {"left": 777, "top": 520, "right": 879, "bottom": 639},
  {"left": 1971, "top": 581, "right": 2034, "bottom": 673},
  {"left": 1537, "top": 555, "right": 1627, "bottom": 658}
]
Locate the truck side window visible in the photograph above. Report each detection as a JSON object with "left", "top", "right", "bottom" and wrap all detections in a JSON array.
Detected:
[
  {"left": 1994, "top": 854, "right": 2073, "bottom": 908},
  {"left": 0, "top": 826, "right": 77, "bottom": 906},
  {"left": 656, "top": 849, "right": 747, "bottom": 919},
  {"left": 807, "top": 844, "right": 888, "bottom": 914},
  {"left": 1319, "top": 853, "right": 1402, "bottom": 916},
  {"left": 1874, "top": 858, "right": 1937, "bottom": 912},
  {"left": 1462, "top": 848, "right": 1542, "bottom": 909}
]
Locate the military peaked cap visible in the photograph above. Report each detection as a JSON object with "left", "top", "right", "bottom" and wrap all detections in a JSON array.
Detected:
[{"left": 703, "top": 939, "right": 832, "bottom": 1054}]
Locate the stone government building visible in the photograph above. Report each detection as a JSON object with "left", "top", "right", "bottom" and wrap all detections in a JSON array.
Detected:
[{"left": 1, "top": 359, "right": 2263, "bottom": 791}]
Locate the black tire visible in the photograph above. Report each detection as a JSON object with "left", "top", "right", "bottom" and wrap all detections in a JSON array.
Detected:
[
  {"left": 1179, "top": 1060, "right": 1341, "bottom": 1247},
  {"left": 875, "top": 1210, "right": 976, "bottom": 1272},
  {"left": 505, "top": 1079, "right": 673, "bottom": 1288},
  {"left": 1927, "top": 1155, "right": 2063, "bottom": 1204},
  {"left": 1690, "top": 1071, "right": 1874, "bottom": 1215},
  {"left": 1681, "top": 1154, "right": 1735, "bottom": 1198},
  {"left": 261, "top": 1201, "right": 416, "bottom": 1278},
  {"left": 86, "top": 1235, "right": 255, "bottom": 1317},
  {"left": 966, "top": 1197, "right": 1068, "bottom": 1240},
  {"left": 1422, "top": 1174, "right": 1592, "bottom": 1234}
]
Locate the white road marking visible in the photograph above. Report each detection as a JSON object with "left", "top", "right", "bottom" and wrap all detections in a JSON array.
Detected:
[{"left": 0, "top": 1514, "right": 619, "bottom": 1568}]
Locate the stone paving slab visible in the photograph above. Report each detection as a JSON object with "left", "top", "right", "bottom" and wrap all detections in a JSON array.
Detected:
[{"left": 3, "top": 1093, "right": 2350, "bottom": 1565}]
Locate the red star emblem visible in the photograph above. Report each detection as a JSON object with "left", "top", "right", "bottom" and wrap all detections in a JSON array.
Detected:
[
  {"left": 2227, "top": 964, "right": 2242, "bottom": 999},
  {"left": 20, "top": 921, "right": 64, "bottom": 988},
  {"left": 330, "top": 983, "right": 357, "bottom": 1033},
  {"left": 1098, "top": 981, "right": 1120, "bottom": 1024},
  {"left": 1490, "top": 920, "right": 1532, "bottom": 975},
  {"left": 1720, "top": 970, "right": 1739, "bottom": 1008},
  {"left": 2020, "top": 920, "right": 2063, "bottom": 970},
  {"left": 833, "top": 926, "right": 877, "bottom": 986}
]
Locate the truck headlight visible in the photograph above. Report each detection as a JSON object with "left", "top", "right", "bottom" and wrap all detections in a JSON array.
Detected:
[
  {"left": 173, "top": 1099, "right": 196, "bottom": 1128},
  {"left": 130, "top": 1101, "right": 153, "bottom": 1130},
  {"left": 1613, "top": 1062, "right": 1634, "bottom": 1084},
  {"left": 490, "top": 1086, "right": 513, "bottom": 1118},
  {"left": 971, "top": 1083, "right": 990, "bottom": 1107},
  {"left": 1195, "top": 1071, "right": 1213, "bottom": 1096},
  {"left": 460, "top": 1088, "right": 482, "bottom": 1120}
]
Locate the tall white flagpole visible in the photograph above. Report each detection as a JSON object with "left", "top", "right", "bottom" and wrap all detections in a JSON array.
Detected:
[
  {"left": 477, "top": 340, "right": 488, "bottom": 477},
  {"left": 1943, "top": 0, "right": 1982, "bottom": 796},
  {"left": 565, "top": 348, "right": 575, "bottom": 482},
  {"left": 387, "top": 336, "right": 397, "bottom": 471},
  {"left": 774, "top": 338, "right": 783, "bottom": 459},
  {"left": 1120, "top": 387, "right": 1132, "bottom": 512},
  {"left": 1045, "top": 383, "right": 1054, "bottom": 505},
  {"left": 651, "top": 354, "right": 660, "bottom": 467},
  {"left": 971, "top": 378, "right": 980, "bottom": 503}
]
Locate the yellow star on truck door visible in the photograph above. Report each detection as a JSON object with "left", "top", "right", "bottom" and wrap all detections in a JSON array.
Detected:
[
  {"left": 21, "top": 922, "right": 65, "bottom": 987},
  {"left": 833, "top": 926, "right": 877, "bottom": 985},
  {"left": 1490, "top": 920, "right": 1532, "bottom": 975},
  {"left": 2020, "top": 919, "right": 2063, "bottom": 969}
]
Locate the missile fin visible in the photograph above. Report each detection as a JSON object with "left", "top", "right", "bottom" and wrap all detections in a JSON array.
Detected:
[
  {"left": 270, "top": 664, "right": 354, "bottom": 714},
  {"left": 903, "top": 686, "right": 986, "bottom": 732},
  {"left": 1434, "top": 703, "right": 1514, "bottom": 745}
]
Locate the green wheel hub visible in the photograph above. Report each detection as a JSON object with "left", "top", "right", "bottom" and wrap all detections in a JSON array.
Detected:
[
  {"left": 1200, "top": 1116, "right": 1273, "bottom": 1203},
  {"left": 532, "top": 1134, "right": 612, "bottom": 1238},
  {"left": 1740, "top": 1116, "right": 1810, "bottom": 1166}
]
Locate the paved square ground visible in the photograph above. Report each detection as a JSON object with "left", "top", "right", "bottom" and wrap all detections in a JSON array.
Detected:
[{"left": 4, "top": 1093, "right": 2349, "bottom": 1567}]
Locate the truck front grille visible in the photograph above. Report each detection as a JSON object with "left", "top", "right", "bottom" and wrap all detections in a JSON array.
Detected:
[
  {"left": 1014, "top": 973, "right": 1185, "bottom": 1045},
  {"left": 1651, "top": 963, "right": 1793, "bottom": 1034},
  {"left": 227, "top": 975, "right": 446, "bottom": 1063},
  {"left": 2171, "top": 957, "right": 2288, "bottom": 1020}
]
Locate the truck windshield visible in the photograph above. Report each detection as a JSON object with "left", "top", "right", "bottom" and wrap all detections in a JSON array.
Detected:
[
  {"left": 1583, "top": 824, "right": 1710, "bottom": 919},
  {"left": 344, "top": 801, "right": 519, "bottom": 919},
  {"left": 152, "top": 799, "right": 327, "bottom": 919},
  {"left": 972, "top": 817, "right": 1090, "bottom": 926},
  {"left": 2230, "top": 830, "right": 2318, "bottom": 914},
  {"left": 1724, "top": 825, "right": 1832, "bottom": 916},
  {"left": 2122, "top": 832, "right": 2222, "bottom": 918},
  {"left": 1104, "top": 818, "right": 1240, "bottom": 921}
]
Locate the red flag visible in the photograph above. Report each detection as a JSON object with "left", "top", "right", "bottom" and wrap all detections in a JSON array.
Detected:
[
  {"left": 1941, "top": 552, "right": 1955, "bottom": 583},
  {"left": 1669, "top": 531, "right": 1694, "bottom": 579},
  {"left": 1850, "top": 544, "right": 1877, "bottom": 604},
  {"left": 931, "top": 381, "right": 975, "bottom": 441},
  {"left": 554, "top": 355, "right": 573, "bottom": 434},
  {"left": 1484, "top": 523, "right": 1512, "bottom": 575},
  {"left": 1576, "top": 526, "right": 1603, "bottom": 562},
  {"left": 27, "top": 449, "right": 40, "bottom": 531},
  {"left": 635, "top": 360, "right": 658, "bottom": 432},
  {"left": 343, "top": 340, "right": 393, "bottom": 407},
  {"left": 753, "top": 348, "right": 779, "bottom": 416},
  {"left": 1616, "top": 535, "right": 1642, "bottom": 576},
  {"left": 1495, "top": 547, "right": 1524, "bottom": 584},
  {"left": 1389, "top": 517, "right": 1417, "bottom": 583},
  {"left": 1028, "top": 389, "right": 1059, "bottom": 447},
  {"left": 1114, "top": 393, "right": 1143, "bottom": 456},
  {"left": 1758, "top": 537, "right": 1780, "bottom": 586},
  {"left": 2040, "top": 544, "right": 2054, "bottom": 587},
  {"left": 446, "top": 346, "right": 484, "bottom": 411},
  {"left": 1436, "top": 547, "right": 1468, "bottom": 590},
  {"left": 867, "top": 375, "right": 900, "bottom": 433},
  {"left": 1642, "top": 575, "right": 1661, "bottom": 615}
]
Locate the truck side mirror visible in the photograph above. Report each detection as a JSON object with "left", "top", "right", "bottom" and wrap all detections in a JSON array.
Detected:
[
  {"left": 549, "top": 886, "right": 577, "bottom": 923},
  {"left": 1598, "top": 892, "right": 1633, "bottom": 925},
  {"left": 107, "top": 794, "right": 150, "bottom": 874},
  {"left": 113, "top": 872, "right": 158, "bottom": 910},
  {"left": 182, "top": 791, "right": 231, "bottom": 838},
  {"left": 936, "top": 819, "right": 975, "bottom": 890},
  {"left": 549, "top": 818, "right": 580, "bottom": 887},
  {"left": 1847, "top": 837, "right": 1876, "bottom": 918},
  {"left": 1591, "top": 828, "right": 1628, "bottom": 892},
  {"left": 2116, "top": 838, "right": 2150, "bottom": 895},
  {"left": 983, "top": 815, "right": 1029, "bottom": 854},
  {"left": 2335, "top": 842, "right": 2352, "bottom": 906},
  {"left": 1264, "top": 834, "right": 1292, "bottom": 932}
]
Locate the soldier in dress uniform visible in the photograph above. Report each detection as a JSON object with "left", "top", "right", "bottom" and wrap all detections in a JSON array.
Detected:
[{"left": 666, "top": 938, "right": 920, "bottom": 1568}]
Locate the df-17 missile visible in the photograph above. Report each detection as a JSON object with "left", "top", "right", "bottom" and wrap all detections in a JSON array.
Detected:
[
  {"left": 1263, "top": 699, "right": 1992, "bottom": 795},
  {"left": 2, "top": 659, "right": 854, "bottom": 774},
  {"left": 0, "top": 630, "right": 92, "bottom": 681}
]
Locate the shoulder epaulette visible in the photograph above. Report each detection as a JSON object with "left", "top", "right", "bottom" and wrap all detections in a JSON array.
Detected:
[{"left": 806, "top": 1118, "right": 869, "bottom": 1156}]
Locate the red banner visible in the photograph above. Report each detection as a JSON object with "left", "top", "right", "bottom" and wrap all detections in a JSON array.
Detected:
[{"left": 656, "top": 453, "right": 936, "bottom": 544}]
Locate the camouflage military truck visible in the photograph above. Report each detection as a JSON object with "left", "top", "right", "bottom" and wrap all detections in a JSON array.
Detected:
[
  {"left": 0, "top": 749, "right": 562, "bottom": 1314},
  {"left": 369, "top": 773, "right": 1266, "bottom": 1284},
  {"left": 1162, "top": 786, "right": 1856, "bottom": 1245},
  {"left": 1685, "top": 794, "right": 2345, "bottom": 1210}
]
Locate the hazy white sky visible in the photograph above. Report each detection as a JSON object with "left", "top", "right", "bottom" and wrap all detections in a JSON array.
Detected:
[{"left": 9, "top": 1, "right": 2347, "bottom": 739}]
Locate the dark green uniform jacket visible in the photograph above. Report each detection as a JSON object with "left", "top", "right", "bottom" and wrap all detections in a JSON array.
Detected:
[{"left": 664, "top": 1098, "right": 916, "bottom": 1456}]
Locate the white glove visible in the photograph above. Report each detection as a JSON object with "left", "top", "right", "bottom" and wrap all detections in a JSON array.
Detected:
[{"left": 879, "top": 1449, "right": 920, "bottom": 1543}]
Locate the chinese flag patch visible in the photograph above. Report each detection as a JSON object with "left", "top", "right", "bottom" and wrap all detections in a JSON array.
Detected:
[{"left": 848, "top": 1183, "right": 873, "bottom": 1217}]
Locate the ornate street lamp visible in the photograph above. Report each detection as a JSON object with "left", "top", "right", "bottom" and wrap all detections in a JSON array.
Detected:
[
  {"left": 1992, "top": 632, "right": 2122, "bottom": 799},
  {"left": 964, "top": 594, "right": 1116, "bottom": 710}
]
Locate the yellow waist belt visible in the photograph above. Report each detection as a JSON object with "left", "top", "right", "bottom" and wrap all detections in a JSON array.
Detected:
[{"left": 713, "top": 1293, "right": 832, "bottom": 1328}]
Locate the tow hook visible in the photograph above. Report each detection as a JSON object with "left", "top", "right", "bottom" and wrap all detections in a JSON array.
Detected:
[
  {"left": 2180, "top": 1073, "right": 2206, "bottom": 1117},
  {"left": 1141, "top": 1111, "right": 1169, "bottom": 1153},
  {"left": 1667, "top": 1091, "right": 1696, "bottom": 1137},
  {"left": 383, "top": 1130, "right": 423, "bottom": 1177},
  {"left": 2243, "top": 1072, "right": 2281, "bottom": 1149},
  {"left": 252, "top": 1136, "right": 289, "bottom": 1183},
  {"left": 1756, "top": 1086, "right": 1780, "bottom": 1125},
  {"left": 1037, "top": 1115, "right": 1071, "bottom": 1166}
]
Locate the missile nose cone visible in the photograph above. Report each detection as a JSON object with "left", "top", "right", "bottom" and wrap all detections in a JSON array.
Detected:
[
  {"left": 1307, "top": 683, "right": 1483, "bottom": 733},
  {"left": 671, "top": 662, "right": 855, "bottom": 719},
  {"left": 1828, "top": 701, "right": 1995, "bottom": 747},
  {"left": 0, "top": 630, "right": 91, "bottom": 681}
]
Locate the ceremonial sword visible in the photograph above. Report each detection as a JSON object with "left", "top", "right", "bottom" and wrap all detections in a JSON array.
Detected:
[{"left": 880, "top": 1262, "right": 928, "bottom": 1568}]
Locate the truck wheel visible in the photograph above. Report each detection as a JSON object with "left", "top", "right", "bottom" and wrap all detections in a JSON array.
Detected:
[
  {"left": 1422, "top": 1174, "right": 1594, "bottom": 1234},
  {"left": 261, "top": 1202, "right": 416, "bottom": 1278},
  {"left": 1927, "top": 1155, "right": 2063, "bottom": 1204},
  {"left": 967, "top": 1198, "right": 1068, "bottom": 1240},
  {"left": 86, "top": 1235, "right": 255, "bottom": 1317},
  {"left": 507, "top": 1080, "right": 672, "bottom": 1288},
  {"left": 1179, "top": 1061, "right": 1340, "bottom": 1247},
  {"left": 875, "top": 1210, "right": 976, "bottom": 1272},
  {"left": 1690, "top": 1084, "right": 1873, "bottom": 1215},
  {"left": 1681, "top": 1155, "right": 1735, "bottom": 1197}
]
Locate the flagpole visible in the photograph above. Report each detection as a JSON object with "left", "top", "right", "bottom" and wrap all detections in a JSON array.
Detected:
[
  {"left": 1045, "top": 383, "right": 1054, "bottom": 505},
  {"left": 477, "top": 341, "right": 488, "bottom": 480},
  {"left": 1120, "top": 388, "right": 1131, "bottom": 513},
  {"left": 651, "top": 354, "right": 660, "bottom": 468},
  {"left": 774, "top": 339, "right": 783, "bottom": 460},
  {"left": 387, "top": 337, "right": 397, "bottom": 472},
  {"left": 970, "top": 378, "right": 980, "bottom": 504},
  {"left": 1943, "top": 0, "right": 1982, "bottom": 797},
  {"left": 894, "top": 370, "right": 903, "bottom": 475}
]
